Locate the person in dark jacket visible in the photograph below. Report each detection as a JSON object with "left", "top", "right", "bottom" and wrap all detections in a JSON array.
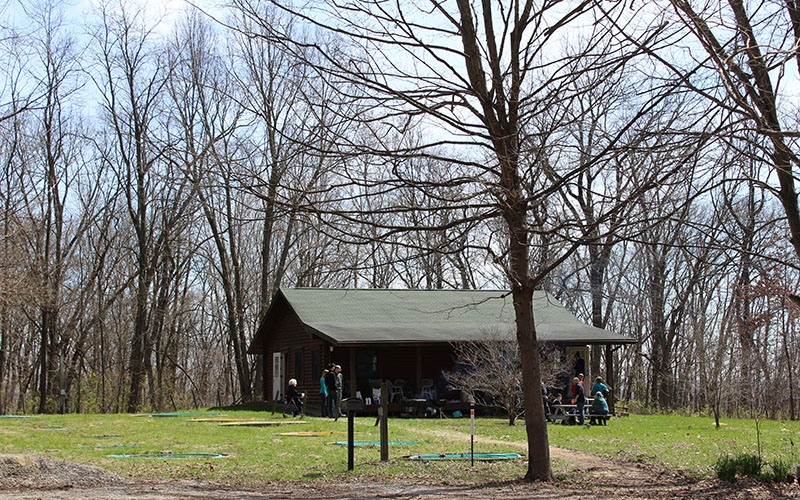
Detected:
[
  {"left": 284, "top": 378, "right": 304, "bottom": 417},
  {"left": 573, "top": 376, "right": 587, "bottom": 426},
  {"left": 325, "top": 363, "right": 337, "bottom": 418},
  {"left": 573, "top": 352, "right": 585, "bottom": 378},
  {"left": 541, "top": 382, "right": 551, "bottom": 421}
]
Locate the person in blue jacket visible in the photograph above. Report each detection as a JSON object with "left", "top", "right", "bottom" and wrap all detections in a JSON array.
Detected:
[
  {"left": 591, "top": 376, "right": 610, "bottom": 399},
  {"left": 590, "top": 392, "right": 609, "bottom": 425},
  {"left": 320, "top": 369, "right": 329, "bottom": 417}
]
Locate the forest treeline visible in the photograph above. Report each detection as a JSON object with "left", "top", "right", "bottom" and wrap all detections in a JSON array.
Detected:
[{"left": 0, "top": 0, "right": 797, "bottom": 422}]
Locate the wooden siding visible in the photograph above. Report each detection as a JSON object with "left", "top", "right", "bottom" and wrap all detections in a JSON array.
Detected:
[{"left": 260, "top": 302, "right": 330, "bottom": 408}]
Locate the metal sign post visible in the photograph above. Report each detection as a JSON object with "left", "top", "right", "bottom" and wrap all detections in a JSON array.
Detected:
[
  {"left": 380, "top": 381, "right": 388, "bottom": 461},
  {"left": 470, "top": 399, "right": 475, "bottom": 467},
  {"left": 343, "top": 398, "right": 363, "bottom": 471}
]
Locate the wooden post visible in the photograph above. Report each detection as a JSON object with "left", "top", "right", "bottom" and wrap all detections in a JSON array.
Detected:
[
  {"left": 343, "top": 397, "right": 363, "bottom": 471},
  {"left": 415, "top": 346, "right": 422, "bottom": 394},
  {"left": 380, "top": 381, "right": 388, "bottom": 461},
  {"left": 349, "top": 349, "right": 357, "bottom": 400},
  {"left": 605, "top": 344, "right": 614, "bottom": 414},
  {"left": 347, "top": 411, "right": 355, "bottom": 471},
  {"left": 272, "top": 390, "right": 280, "bottom": 415}
]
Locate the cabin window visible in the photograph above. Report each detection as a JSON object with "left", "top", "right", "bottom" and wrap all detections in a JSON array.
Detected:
[
  {"left": 294, "top": 350, "right": 303, "bottom": 382},
  {"left": 311, "top": 349, "right": 320, "bottom": 382},
  {"left": 356, "top": 348, "right": 378, "bottom": 380}
]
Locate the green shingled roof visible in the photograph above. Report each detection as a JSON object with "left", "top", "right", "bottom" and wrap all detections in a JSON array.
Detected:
[{"left": 263, "top": 288, "right": 634, "bottom": 346}]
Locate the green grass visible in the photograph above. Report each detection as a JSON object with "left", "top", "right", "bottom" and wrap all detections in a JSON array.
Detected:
[
  {"left": 0, "top": 410, "right": 798, "bottom": 484},
  {"left": 422, "top": 414, "right": 800, "bottom": 475}
]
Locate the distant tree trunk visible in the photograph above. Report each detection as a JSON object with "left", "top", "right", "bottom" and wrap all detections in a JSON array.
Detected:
[
  {"left": 782, "top": 315, "right": 796, "bottom": 420},
  {"left": 260, "top": 164, "right": 282, "bottom": 313},
  {"left": 647, "top": 242, "right": 671, "bottom": 407},
  {"left": 589, "top": 242, "right": 612, "bottom": 379},
  {"left": 127, "top": 236, "right": 151, "bottom": 413},
  {"left": 733, "top": 183, "right": 756, "bottom": 391}
]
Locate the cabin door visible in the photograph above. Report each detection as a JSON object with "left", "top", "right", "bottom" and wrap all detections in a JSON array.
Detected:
[{"left": 272, "top": 352, "right": 285, "bottom": 400}]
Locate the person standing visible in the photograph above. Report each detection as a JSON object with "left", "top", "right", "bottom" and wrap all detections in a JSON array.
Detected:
[
  {"left": 334, "top": 365, "right": 344, "bottom": 419},
  {"left": 325, "top": 363, "right": 337, "bottom": 418},
  {"left": 573, "top": 352, "right": 585, "bottom": 379},
  {"left": 541, "top": 382, "right": 550, "bottom": 421},
  {"left": 573, "top": 376, "right": 587, "bottom": 426},
  {"left": 570, "top": 373, "right": 585, "bottom": 400},
  {"left": 591, "top": 376, "right": 610, "bottom": 400},
  {"left": 320, "top": 369, "right": 329, "bottom": 417}
]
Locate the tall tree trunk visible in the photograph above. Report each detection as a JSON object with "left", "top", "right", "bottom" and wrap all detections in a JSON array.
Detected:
[
  {"left": 647, "top": 244, "right": 672, "bottom": 408},
  {"left": 499, "top": 146, "right": 553, "bottom": 481},
  {"left": 127, "top": 194, "right": 151, "bottom": 413},
  {"left": 589, "top": 242, "right": 612, "bottom": 379},
  {"left": 38, "top": 309, "right": 51, "bottom": 414},
  {"left": 225, "top": 177, "right": 252, "bottom": 401}
]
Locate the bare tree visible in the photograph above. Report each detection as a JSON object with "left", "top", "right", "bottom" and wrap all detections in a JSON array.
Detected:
[
  {"left": 445, "top": 335, "right": 523, "bottom": 425},
  {"left": 13, "top": 1, "right": 107, "bottom": 414},
  {"left": 635, "top": 1, "right": 800, "bottom": 268},
  {"left": 228, "top": 0, "right": 694, "bottom": 481},
  {"left": 90, "top": 1, "right": 193, "bottom": 412},
  {"left": 166, "top": 10, "right": 254, "bottom": 402}
]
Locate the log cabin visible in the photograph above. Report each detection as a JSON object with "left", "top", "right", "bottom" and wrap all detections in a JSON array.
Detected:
[{"left": 248, "top": 288, "right": 636, "bottom": 415}]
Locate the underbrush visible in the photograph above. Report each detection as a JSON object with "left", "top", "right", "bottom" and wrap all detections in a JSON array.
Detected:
[{"left": 712, "top": 453, "right": 795, "bottom": 483}]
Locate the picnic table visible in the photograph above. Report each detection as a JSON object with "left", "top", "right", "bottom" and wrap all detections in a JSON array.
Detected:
[
  {"left": 549, "top": 403, "right": 589, "bottom": 424},
  {"left": 549, "top": 401, "right": 611, "bottom": 425}
]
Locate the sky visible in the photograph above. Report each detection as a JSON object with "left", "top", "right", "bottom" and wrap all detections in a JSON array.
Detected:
[{"left": 0, "top": 0, "right": 214, "bottom": 36}]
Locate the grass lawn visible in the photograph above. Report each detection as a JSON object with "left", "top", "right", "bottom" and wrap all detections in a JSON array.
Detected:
[
  {"left": 416, "top": 414, "right": 800, "bottom": 473},
  {"left": 0, "top": 408, "right": 797, "bottom": 485}
]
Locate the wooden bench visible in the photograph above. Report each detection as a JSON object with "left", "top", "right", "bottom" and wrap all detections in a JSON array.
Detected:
[
  {"left": 548, "top": 412, "right": 572, "bottom": 424},
  {"left": 549, "top": 403, "right": 588, "bottom": 425},
  {"left": 587, "top": 413, "right": 612, "bottom": 425}
]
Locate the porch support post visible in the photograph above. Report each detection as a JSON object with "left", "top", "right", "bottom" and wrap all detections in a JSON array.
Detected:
[
  {"left": 605, "top": 343, "right": 614, "bottom": 414},
  {"left": 415, "top": 346, "right": 422, "bottom": 393},
  {"left": 349, "top": 347, "right": 357, "bottom": 399}
]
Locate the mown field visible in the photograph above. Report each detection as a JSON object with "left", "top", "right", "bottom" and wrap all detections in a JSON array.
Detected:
[{"left": 0, "top": 407, "right": 797, "bottom": 485}]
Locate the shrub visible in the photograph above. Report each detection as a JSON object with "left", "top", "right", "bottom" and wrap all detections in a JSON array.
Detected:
[
  {"left": 713, "top": 453, "right": 763, "bottom": 481},
  {"left": 713, "top": 455, "right": 738, "bottom": 481},
  {"left": 736, "top": 453, "right": 762, "bottom": 477},
  {"left": 762, "top": 459, "right": 793, "bottom": 483}
]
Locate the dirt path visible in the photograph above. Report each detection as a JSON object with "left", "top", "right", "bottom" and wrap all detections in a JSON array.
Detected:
[{"left": 406, "top": 426, "right": 654, "bottom": 481}]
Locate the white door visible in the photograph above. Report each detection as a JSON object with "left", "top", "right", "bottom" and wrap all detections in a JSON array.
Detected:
[{"left": 272, "top": 352, "right": 285, "bottom": 400}]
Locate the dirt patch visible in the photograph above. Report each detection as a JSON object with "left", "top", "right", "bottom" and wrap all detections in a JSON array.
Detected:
[
  {"left": 0, "top": 451, "right": 797, "bottom": 500},
  {"left": 0, "top": 454, "right": 122, "bottom": 489}
]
